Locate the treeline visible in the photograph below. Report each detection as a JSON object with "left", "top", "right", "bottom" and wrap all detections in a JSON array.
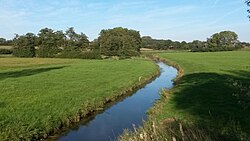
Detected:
[
  {"left": 142, "top": 31, "right": 246, "bottom": 52},
  {"left": 0, "top": 38, "right": 13, "bottom": 46},
  {"left": 1, "top": 29, "right": 249, "bottom": 57},
  {"left": 1, "top": 27, "right": 142, "bottom": 58}
]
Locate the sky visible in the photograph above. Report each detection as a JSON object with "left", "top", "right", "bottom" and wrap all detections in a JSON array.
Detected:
[{"left": 0, "top": 0, "right": 249, "bottom": 42}]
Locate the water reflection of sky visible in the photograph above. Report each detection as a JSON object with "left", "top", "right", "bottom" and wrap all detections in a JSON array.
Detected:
[{"left": 58, "top": 62, "right": 178, "bottom": 141}]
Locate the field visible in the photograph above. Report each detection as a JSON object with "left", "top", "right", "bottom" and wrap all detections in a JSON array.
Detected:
[
  {"left": 120, "top": 51, "right": 250, "bottom": 141},
  {"left": 0, "top": 58, "right": 158, "bottom": 140},
  {"left": 0, "top": 46, "right": 12, "bottom": 49},
  {"left": 159, "top": 51, "right": 250, "bottom": 140}
]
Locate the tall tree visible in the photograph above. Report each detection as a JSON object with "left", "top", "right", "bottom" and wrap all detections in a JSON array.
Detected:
[
  {"left": 37, "top": 28, "right": 64, "bottom": 58},
  {"left": 65, "top": 27, "right": 89, "bottom": 51},
  {"left": 207, "top": 31, "right": 240, "bottom": 49},
  {"left": 98, "top": 27, "right": 142, "bottom": 57},
  {"left": 13, "top": 33, "right": 36, "bottom": 57}
]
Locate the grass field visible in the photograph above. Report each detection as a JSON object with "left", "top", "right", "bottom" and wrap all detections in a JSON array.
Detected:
[
  {"left": 120, "top": 51, "right": 250, "bottom": 141},
  {"left": 159, "top": 51, "right": 250, "bottom": 140},
  {"left": 0, "top": 58, "right": 158, "bottom": 140},
  {"left": 0, "top": 46, "right": 12, "bottom": 49}
]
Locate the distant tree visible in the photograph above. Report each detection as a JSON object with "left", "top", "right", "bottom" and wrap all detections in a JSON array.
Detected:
[
  {"left": 98, "top": 27, "right": 142, "bottom": 57},
  {"left": 13, "top": 33, "right": 36, "bottom": 57},
  {"left": 190, "top": 40, "right": 207, "bottom": 52},
  {"left": 0, "top": 38, "right": 6, "bottom": 45},
  {"left": 37, "top": 28, "right": 64, "bottom": 58},
  {"left": 56, "top": 27, "right": 90, "bottom": 58},
  {"left": 65, "top": 27, "right": 89, "bottom": 51},
  {"left": 207, "top": 31, "right": 240, "bottom": 50},
  {"left": 180, "top": 41, "right": 190, "bottom": 50},
  {"left": 142, "top": 36, "right": 179, "bottom": 50}
]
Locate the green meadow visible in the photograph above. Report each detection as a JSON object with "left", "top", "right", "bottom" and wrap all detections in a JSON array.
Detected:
[
  {"left": 157, "top": 51, "right": 250, "bottom": 140},
  {"left": 120, "top": 51, "right": 250, "bottom": 141},
  {"left": 0, "top": 58, "right": 158, "bottom": 140}
]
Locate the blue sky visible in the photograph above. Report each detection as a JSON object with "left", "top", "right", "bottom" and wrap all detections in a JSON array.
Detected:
[{"left": 0, "top": 0, "right": 249, "bottom": 42}]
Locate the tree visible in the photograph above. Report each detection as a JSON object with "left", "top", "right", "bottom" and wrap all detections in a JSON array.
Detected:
[
  {"left": 57, "top": 27, "right": 90, "bottom": 58},
  {"left": 0, "top": 38, "right": 6, "bottom": 45},
  {"left": 246, "top": 0, "right": 250, "bottom": 18},
  {"left": 98, "top": 27, "right": 142, "bottom": 57},
  {"left": 207, "top": 31, "right": 240, "bottom": 50},
  {"left": 13, "top": 33, "right": 36, "bottom": 57},
  {"left": 37, "top": 28, "right": 64, "bottom": 58},
  {"left": 190, "top": 40, "right": 207, "bottom": 52},
  {"left": 65, "top": 27, "right": 89, "bottom": 51}
]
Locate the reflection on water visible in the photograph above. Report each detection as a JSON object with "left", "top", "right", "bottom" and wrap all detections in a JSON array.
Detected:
[{"left": 57, "top": 62, "right": 177, "bottom": 141}]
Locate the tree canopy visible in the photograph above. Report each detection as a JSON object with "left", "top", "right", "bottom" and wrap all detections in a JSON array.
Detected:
[
  {"left": 36, "top": 28, "right": 64, "bottom": 58},
  {"left": 98, "top": 27, "right": 142, "bottom": 57},
  {"left": 13, "top": 33, "right": 36, "bottom": 57},
  {"left": 207, "top": 31, "right": 240, "bottom": 49}
]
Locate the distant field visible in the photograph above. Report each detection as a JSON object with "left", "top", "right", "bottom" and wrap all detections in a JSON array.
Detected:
[
  {"left": 0, "top": 46, "right": 12, "bottom": 49},
  {"left": 158, "top": 51, "right": 250, "bottom": 140},
  {"left": 0, "top": 58, "right": 158, "bottom": 140}
]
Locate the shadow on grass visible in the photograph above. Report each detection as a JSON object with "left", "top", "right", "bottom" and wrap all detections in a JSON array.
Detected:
[
  {"left": 171, "top": 70, "right": 250, "bottom": 140},
  {"left": 0, "top": 66, "right": 67, "bottom": 80}
]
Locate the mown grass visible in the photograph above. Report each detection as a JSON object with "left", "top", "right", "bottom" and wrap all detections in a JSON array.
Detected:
[
  {"left": 0, "top": 58, "right": 158, "bottom": 140},
  {"left": 120, "top": 51, "right": 250, "bottom": 141}
]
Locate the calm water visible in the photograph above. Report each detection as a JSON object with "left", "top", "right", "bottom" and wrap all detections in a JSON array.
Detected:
[{"left": 56, "top": 62, "right": 177, "bottom": 141}]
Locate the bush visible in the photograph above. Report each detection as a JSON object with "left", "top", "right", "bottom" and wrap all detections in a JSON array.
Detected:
[
  {"left": 0, "top": 48, "right": 12, "bottom": 54},
  {"left": 36, "top": 46, "right": 61, "bottom": 58},
  {"left": 58, "top": 50, "right": 101, "bottom": 59}
]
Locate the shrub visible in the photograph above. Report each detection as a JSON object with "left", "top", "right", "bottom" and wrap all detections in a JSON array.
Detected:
[
  {"left": 58, "top": 49, "right": 101, "bottom": 59},
  {"left": 36, "top": 45, "right": 61, "bottom": 58},
  {"left": 0, "top": 48, "right": 12, "bottom": 54}
]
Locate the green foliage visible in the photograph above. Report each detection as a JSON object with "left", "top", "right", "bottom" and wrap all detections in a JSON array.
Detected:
[
  {"left": 65, "top": 27, "right": 89, "bottom": 49},
  {"left": 142, "top": 36, "right": 183, "bottom": 50},
  {"left": 98, "top": 27, "right": 142, "bottom": 57},
  {"left": 0, "top": 48, "right": 12, "bottom": 54},
  {"left": 0, "top": 58, "right": 157, "bottom": 140},
  {"left": 142, "top": 31, "right": 243, "bottom": 52},
  {"left": 12, "top": 33, "right": 36, "bottom": 57},
  {"left": 0, "top": 38, "right": 7, "bottom": 45},
  {"left": 207, "top": 31, "right": 241, "bottom": 49},
  {"left": 189, "top": 40, "right": 207, "bottom": 52},
  {"left": 59, "top": 27, "right": 94, "bottom": 58},
  {"left": 36, "top": 28, "right": 64, "bottom": 58},
  {"left": 0, "top": 37, "right": 12, "bottom": 46},
  {"left": 58, "top": 49, "right": 101, "bottom": 59}
]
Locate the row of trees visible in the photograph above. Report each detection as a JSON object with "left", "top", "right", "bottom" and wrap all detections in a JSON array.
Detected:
[
  {"left": 11, "top": 27, "right": 142, "bottom": 58},
  {"left": 2, "top": 28, "right": 248, "bottom": 57},
  {"left": 12, "top": 27, "right": 92, "bottom": 58},
  {"left": 0, "top": 38, "right": 12, "bottom": 45},
  {"left": 142, "top": 31, "right": 243, "bottom": 52}
]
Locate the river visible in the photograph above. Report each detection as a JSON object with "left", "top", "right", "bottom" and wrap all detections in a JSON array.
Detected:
[{"left": 53, "top": 62, "right": 177, "bottom": 141}]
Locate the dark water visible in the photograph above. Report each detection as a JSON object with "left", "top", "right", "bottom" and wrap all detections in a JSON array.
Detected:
[{"left": 57, "top": 62, "right": 177, "bottom": 141}]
